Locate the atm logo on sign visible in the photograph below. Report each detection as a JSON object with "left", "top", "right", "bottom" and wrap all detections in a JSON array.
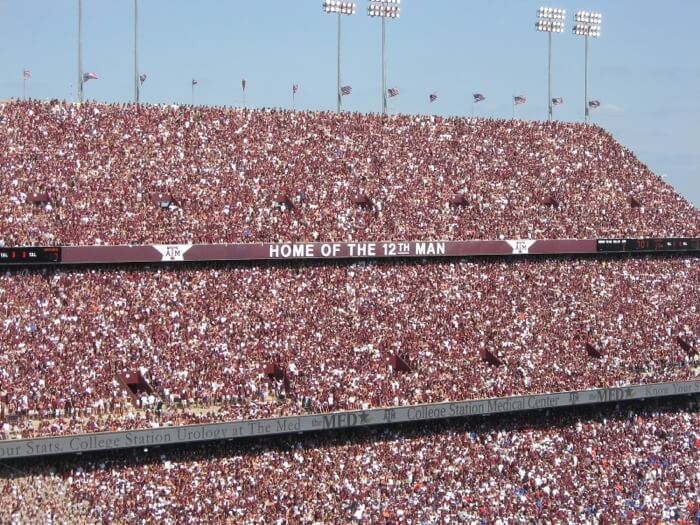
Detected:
[
  {"left": 154, "top": 245, "right": 193, "bottom": 262},
  {"left": 506, "top": 240, "right": 536, "bottom": 255}
]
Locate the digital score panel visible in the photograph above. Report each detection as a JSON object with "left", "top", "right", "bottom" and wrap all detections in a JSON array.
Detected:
[
  {"left": 0, "top": 247, "right": 61, "bottom": 264},
  {"left": 597, "top": 238, "right": 700, "bottom": 253}
]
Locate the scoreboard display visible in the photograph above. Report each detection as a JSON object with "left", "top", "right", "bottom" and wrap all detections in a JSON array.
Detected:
[
  {"left": 0, "top": 247, "right": 61, "bottom": 264},
  {"left": 597, "top": 238, "right": 700, "bottom": 253}
]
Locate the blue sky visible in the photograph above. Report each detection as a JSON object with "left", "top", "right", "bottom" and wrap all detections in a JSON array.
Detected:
[{"left": 1, "top": 0, "right": 698, "bottom": 206}]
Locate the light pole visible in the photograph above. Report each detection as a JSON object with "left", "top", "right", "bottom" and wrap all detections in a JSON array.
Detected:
[
  {"left": 323, "top": 1, "right": 356, "bottom": 113},
  {"left": 134, "top": 0, "right": 140, "bottom": 104},
  {"left": 368, "top": 0, "right": 400, "bottom": 116},
  {"left": 573, "top": 11, "right": 602, "bottom": 124},
  {"left": 78, "top": 0, "right": 83, "bottom": 102},
  {"left": 535, "top": 7, "right": 565, "bottom": 121}
]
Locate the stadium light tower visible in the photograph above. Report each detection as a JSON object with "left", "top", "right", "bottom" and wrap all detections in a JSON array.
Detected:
[
  {"left": 535, "top": 7, "right": 565, "bottom": 121},
  {"left": 367, "top": 0, "right": 400, "bottom": 116},
  {"left": 573, "top": 11, "right": 602, "bottom": 124},
  {"left": 323, "top": 1, "right": 356, "bottom": 112}
]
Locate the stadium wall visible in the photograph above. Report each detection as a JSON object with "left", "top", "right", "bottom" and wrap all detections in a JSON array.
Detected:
[
  {"left": 1, "top": 379, "right": 698, "bottom": 460},
  {"left": 1, "top": 237, "right": 698, "bottom": 265}
]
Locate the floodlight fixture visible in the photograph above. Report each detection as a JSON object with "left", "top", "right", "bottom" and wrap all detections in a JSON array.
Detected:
[
  {"left": 323, "top": 0, "right": 357, "bottom": 15},
  {"left": 368, "top": 0, "right": 400, "bottom": 19},
  {"left": 573, "top": 10, "right": 602, "bottom": 37}
]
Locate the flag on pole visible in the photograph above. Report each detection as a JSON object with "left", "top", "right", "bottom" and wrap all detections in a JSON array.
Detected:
[
  {"left": 588, "top": 100, "right": 600, "bottom": 109},
  {"left": 552, "top": 97, "right": 564, "bottom": 106},
  {"left": 473, "top": 93, "right": 485, "bottom": 103},
  {"left": 387, "top": 87, "right": 399, "bottom": 98},
  {"left": 82, "top": 72, "right": 99, "bottom": 82},
  {"left": 341, "top": 85, "right": 352, "bottom": 96},
  {"left": 293, "top": 84, "right": 299, "bottom": 94},
  {"left": 192, "top": 78, "right": 198, "bottom": 86},
  {"left": 139, "top": 74, "right": 147, "bottom": 86},
  {"left": 513, "top": 95, "right": 527, "bottom": 105},
  {"left": 429, "top": 92, "right": 438, "bottom": 103},
  {"left": 23, "top": 69, "right": 31, "bottom": 81},
  {"left": 242, "top": 78, "right": 247, "bottom": 92}
]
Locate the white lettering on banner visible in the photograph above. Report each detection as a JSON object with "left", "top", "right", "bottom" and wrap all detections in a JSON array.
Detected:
[
  {"left": 269, "top": 244, "right": 315, "bottom": 258},
  {"left": 268, "top": 242, "right": 451, "bottom": 259},
  {"left": 325, "top": 244, "right": 341, "bottom": 257},
  {"left": 154, "top": 245, "right": 193, "bottom": 261},
  {"left": 348, "top": 243, "right": 376, "bottom": 257},
  {"left": 0, "top": 380, "right": 697, "bottom": 459},
  {"left": 506, "top": 240, "right": 536, "bottom": 254},
  {"left": 415, "top": 242, "right": 446, "bottom": 256}
]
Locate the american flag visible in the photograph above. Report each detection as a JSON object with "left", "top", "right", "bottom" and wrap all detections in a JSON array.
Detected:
[
  {"left": 242, "top": 78, "right": 247, "bottom": 91},
  {"left": 552, "top": 97, "right": 564, "bottom": 106},
  {"left": 473, "top": 93, "right": 485, "bottom": 103},
  {"left": 192, "top": 78, "right": 198, "bottom": 86},
  {"left": 588, "top": 100, "right": 601, "bottom": 109},
  {"left": 293, "top": 84, "right": 299, "bottom": 94},
  {"left": 23, "top": 69, "right": 31, "bottom": 81},
  {"left": 513, "top": 95, "right": 527, "bottom": 105},
  {"left": 139, "top": 73, "right": 147, "bottom": 85},
  {"left": 341, "top": 85, "right": 352, "bottom": 96},
  {"left": 82, "top": 72, "right": 98, "bottom": 82},
  {"left": 429, "top": 92, "right": 438, "bottom": 103},
  {"left": 387, "top": 87, "right": 399, "bottom": 98}
]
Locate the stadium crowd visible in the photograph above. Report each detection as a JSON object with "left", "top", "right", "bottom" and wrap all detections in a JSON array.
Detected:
[
  {"left": 1, "top": 97, "right": 699, "bottom": 525},
  {"left": 1, "top": 255, "right": 698, "bottom": 439},
  {"left": 1, "top": 401, "right": 698, "bottom": 523},
  {"left": 1, "top": 99, "right": 698, "bottom": 246}
]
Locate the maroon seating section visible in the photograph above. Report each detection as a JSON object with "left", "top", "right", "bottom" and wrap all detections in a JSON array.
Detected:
[{"left": 1, "top": 100, "right": 698, "bottom": 247}]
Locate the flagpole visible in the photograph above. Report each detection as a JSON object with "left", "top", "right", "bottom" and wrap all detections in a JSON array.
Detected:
[
  {"left": 471, "top": 98, "right": 474, "bottom": 119},
  {"left": 134, "top": 0, "right": 139, "bottom": 104},
  {"left": 547, "top": 31, "right": 552, "bottom": 121},
  {"left": 337, "top": 13, "right": 342, "bottom": 112},
  {"left": 512, "top": 98, "right": 515, "bottom": 120},
  {"left": 23, "top": 78, "right": 26, "bottom": 100},
  {"left": 381, "top": 16, "right": 386, "bottom": 115},
  {"left": 584, "top": 34, "right": 589, "bottom": 124},
  {"left": 191, "top": 83, "right": 194, "bottom": 106},
  {"left": 78, "top": 0, "right": 83, "bottom": 102}
]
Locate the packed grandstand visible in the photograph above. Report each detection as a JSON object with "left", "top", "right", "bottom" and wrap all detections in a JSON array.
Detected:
[{"left": 0, "top": 99, "right": 699, "bottom": 523}]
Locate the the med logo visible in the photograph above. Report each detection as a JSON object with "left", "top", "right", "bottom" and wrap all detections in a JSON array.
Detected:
[
  {"left": 154, "top": 244, "right": 193, "bottom": 261},
  {"left": 506, "top": 240, "right": 536, "bottom": 255},
  {"left": 321, "top": 411, "right": 371, "bottom": 429}
]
